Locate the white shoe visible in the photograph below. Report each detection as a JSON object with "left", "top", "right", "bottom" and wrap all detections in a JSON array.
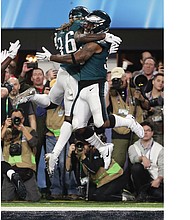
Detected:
[
  {"left": 44, "top": 152, "right": 58, "bottom": 176},
  {"left": 122, "top": 190, "right": 135, "bottom": 201},
  {"left": 99, "top": 143, "right": 114, "bottom": 170},
  {"left": 125, "top": 114, "right": 144, "bottom": 138},
  {"left": 13, "top": 87, "right": 36, "bottom": 106}
]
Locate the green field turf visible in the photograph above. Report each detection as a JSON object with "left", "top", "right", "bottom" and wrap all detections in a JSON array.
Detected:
[{"left": 1, "top": 200, "right": 164, "bottom": 208}]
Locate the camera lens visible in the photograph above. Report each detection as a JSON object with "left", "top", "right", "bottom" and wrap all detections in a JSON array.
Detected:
[
  {"left": 12, "top": 117, "right": 21, "bottom": 126},
  {"left": 75, "top": 141, "right": 84, "bottom": 152}
]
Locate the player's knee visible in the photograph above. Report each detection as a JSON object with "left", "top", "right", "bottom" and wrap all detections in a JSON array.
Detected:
[{"left": 93, "top": 119, "right": 104, "bottom": 128}]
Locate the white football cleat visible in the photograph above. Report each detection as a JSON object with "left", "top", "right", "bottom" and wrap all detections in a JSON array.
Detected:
[
  {"left": 99, "top": 143, "right": 114, "bottom": 170},
  {"left": 125, "top": 114, "right": 144, "bottom": 138}
]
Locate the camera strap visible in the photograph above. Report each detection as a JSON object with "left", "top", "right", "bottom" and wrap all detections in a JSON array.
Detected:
[{"left": 5, "top": 98, "right": 18, "bottom": 117}]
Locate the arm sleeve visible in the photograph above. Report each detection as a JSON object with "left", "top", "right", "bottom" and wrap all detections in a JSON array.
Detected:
[{"left": 27, "top": 129, "right": 38, "bottom": 148}]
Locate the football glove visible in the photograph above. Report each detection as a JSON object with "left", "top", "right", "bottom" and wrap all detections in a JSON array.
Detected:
[
  {"left": 1, "top": 50, "right": 9, "bottom": 63},
  {"left": 8, "top": 40, "right": 21, "bottom": 59},
  {"left": 104, "top": 33, "right": 122, "bottom": 45},
  {"left": 36, "top": 47, "right": 52, "bottom": 61},
  {"left": 109, "top": 43, "right": 120, "bottom": 54}
]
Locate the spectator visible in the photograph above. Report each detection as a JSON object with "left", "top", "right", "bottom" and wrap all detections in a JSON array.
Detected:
[
  {"left": 44, "top": 68, "right": 58, "bottom": 87},
  {"left": 128, "top": 121, "right": 164, "bottom": 202},
  {"left": 16, "top": 67, "right": 49, "bottom": 194},
  {"left": 157, "top": 60, "right": 164, "bottom": 74},
  {"left": 144, "top": 73, "right": 164, "bottom": 145},
  {"left": 1, "top": 108, "right": 41, "bottom": 201},
  {"left": 1, "top": 40, "right": 20, "bottom": 84},
  {"left": 1, "top": 40, "right": 20, "bottom": 97},
  {"left": 66, "top": 140, "right": 135, "bottom": 202},
  {"left": 1, "top": 77, "right": 36, "bottom": 131},
  {"left": 133, "top": 56, "right": 158, "bottom": 93},
  {"left": 140, "top": 51, "right": 153, "bottom": 67}
]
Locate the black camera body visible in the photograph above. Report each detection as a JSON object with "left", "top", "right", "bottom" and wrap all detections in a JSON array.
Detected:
[
  {"left": 2, "top": 82, "right": 14, "bottom": 93},
  {"left": 149, "top": 96, "right": 164, "bottom": 107},
  {"left": 75, "top": 141, "right": 84, "bottom": 152},
  {"left": 111, "top": 78, "right": 122, "bottom": 90},
  {"left": 27, "top": 62, "right": 38, "bottom": 69},
  {"left": 12, "top": 117, "right": 21, "bottom": 126},
  {"left": 9, "top": 143, "right": 22, "bottom": 156}
]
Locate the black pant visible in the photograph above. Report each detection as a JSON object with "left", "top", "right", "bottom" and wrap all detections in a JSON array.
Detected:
[
  {"left": 88, "top": 170, "right": 128, "bottom": 201},
  {"left": 131, "top": 163, "right": 163, "bottom": 201}
]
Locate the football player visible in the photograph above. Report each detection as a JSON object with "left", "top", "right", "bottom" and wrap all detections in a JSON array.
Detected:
[
  {"left": 36, "top": 10, "right": 144, "bottom": 172},
  {"left": 14, "top": 7, "right": 122, "bottom": 175}
]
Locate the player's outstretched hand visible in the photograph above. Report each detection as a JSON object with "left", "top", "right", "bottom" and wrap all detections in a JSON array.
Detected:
[
  {"left": 8, "top": 40, "right": 21, "bottom": 59},
  {"left": 36, "top": 47, "right": 52, "bottom": 61}
]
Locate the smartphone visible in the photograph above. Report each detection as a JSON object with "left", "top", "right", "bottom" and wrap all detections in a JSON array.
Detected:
[{"left": 27, "top": 62, "right": 38, "bottom": 69}]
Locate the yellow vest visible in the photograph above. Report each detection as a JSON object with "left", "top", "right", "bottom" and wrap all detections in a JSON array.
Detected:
[
  {"left": 46, "top": 106, "right": 65, "bottom": 137},
  {"left": 110, "top": 87, "right": 144, "bottom": 135},
  {"left": 3, "top": 127, "right": 36, "bottom": 171},
  {"left": 90, "top": 159, "right": 123, "bottom": 188}
]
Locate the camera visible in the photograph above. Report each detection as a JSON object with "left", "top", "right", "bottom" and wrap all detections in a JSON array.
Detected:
[
  {"left": 9, "top": 143, "right": 22, "bottom": 156},
  {"left": 75, "top": 141, "right": 84, "bottom": 152},
  {"left": 2, "top": 82, "right": 13, "bottom": 93},
  {"left": 111, "top": 78, "right": 122, "bottom": 90},
  {"left": 27, "top": 62, "right": 38, "bottom": 69},
  {"left": 149, "top": 96, "right": 164, "bottom": 107},
  {"left": 12, "top": 117, "right": 21, "bottom": 126},
  {"left": 130, "top": 74, "right": 148, "bottom": 89},
  {"left": 80, "top": 177, "right": 88, "bottom": 185}
]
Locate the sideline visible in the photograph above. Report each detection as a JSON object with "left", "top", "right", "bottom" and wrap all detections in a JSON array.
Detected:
[{"left": 1, "top": 206, "right": 164, "bottom": 211}]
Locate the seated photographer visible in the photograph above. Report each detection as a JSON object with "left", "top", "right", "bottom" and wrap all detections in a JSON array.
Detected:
[
  {"left": 1, "top": 108, "right": 41, "bottom": 202},
  {"left": 66, "top": 137, "right": 135, "bottom": 202},
  {"left": 128, "top": 121, "right": 164, "bottom": 202},
  {"left": 1, "top": 149, "right": 26, "bottom": 200}
]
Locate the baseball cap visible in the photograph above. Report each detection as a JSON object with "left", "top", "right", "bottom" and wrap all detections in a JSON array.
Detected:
[{"left": 111, "top": 67, "right": 125, "bottom": 80}]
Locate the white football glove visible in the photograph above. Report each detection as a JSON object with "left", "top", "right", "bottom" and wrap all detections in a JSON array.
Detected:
[
  {"left": 104, "top": 33, "right": 122, "bottom": 45},
  {"left": 8, "top": 40, "right": 21, "bottom": 59},
  {"left": 109, "top": 43, "right": 120, "bottom": 54},
  {"left": 1, "top": 49, "right": 9, "bottom": 63},
  {"left": 36, "top": 47, "right": 52, "bottom": 61}
]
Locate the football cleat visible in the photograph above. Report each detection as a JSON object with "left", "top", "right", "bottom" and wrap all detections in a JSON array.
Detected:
[{"left": 11, "top": 173, "right": 27, "bottom": 200}]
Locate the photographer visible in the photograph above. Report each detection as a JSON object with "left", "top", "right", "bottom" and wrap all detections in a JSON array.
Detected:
[
  {"left": 1, "top": 108, "right": 41, "bottom": 201},
  {"left": 144, "top": 73, "right": 164, "bottom": 145},
  {"left": 66, "top": 139, "right": 135, "bottom": 202},
  {"left": 106, "top": 67, "right": 150, "bottom": 169}
]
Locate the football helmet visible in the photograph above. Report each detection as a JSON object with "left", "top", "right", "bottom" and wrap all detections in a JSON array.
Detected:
[
  {"left": 69, "top": 6, "right": 90, "bottom": 19},
  {"left": 85, "top": 10, "right": 111, "bottom": 33}
]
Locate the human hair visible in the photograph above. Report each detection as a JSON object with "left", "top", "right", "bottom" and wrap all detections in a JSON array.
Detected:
[
  {"left": 10, "top": 108, "right": 25, "bottom": 117},
  {"left": 140, "top": 121, "right": 154, "bottom": 131},
  {"left": 143, "top": 56, "right": 157, "bottom": 66},
  {"left": 153, "top": 73, "right": 164, "bottom": 80}
]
